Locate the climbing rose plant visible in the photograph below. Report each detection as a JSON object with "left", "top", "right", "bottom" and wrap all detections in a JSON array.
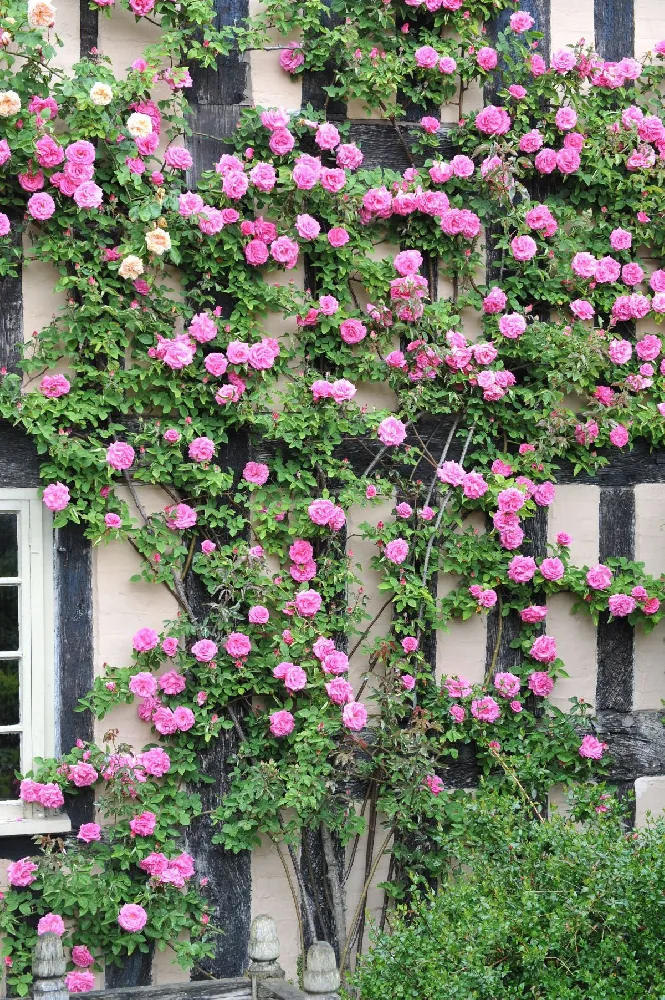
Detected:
[{"left": 0, "top": 0, "right": 665, "bottom": 992}]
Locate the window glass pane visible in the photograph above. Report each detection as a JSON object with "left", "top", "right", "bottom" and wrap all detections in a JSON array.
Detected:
[
  {"left": 0, "top": 513, "right": 18, "bottom": 578},
  {"left": 0, "top": 659, "right": 19, "bottom": 726},
  {"left": 0, "top": 587, "right": 18, "bottom": 651},
  {"left": 0, "top": 733, "right": 20, "bottom": 799}
]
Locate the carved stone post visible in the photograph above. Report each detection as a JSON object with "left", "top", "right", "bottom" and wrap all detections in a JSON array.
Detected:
[
  {"left": 32, "top": 932, "right": 68, "bottom": 1000},
  {"left": 248, "top": 915, "right": 284, "bottom": 1000},
  {"left": 303, "top": 942, "right": 340, "bottom": 1000}
]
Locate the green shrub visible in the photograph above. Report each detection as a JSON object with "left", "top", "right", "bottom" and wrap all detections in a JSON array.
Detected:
[{"left": 350, "top": 797, "right": 665, "bottom": 1000}]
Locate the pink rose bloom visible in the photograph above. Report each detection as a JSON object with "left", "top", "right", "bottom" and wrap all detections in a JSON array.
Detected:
[
  {"left": 595, "top": 255, "right": 621, "bottom": 283},
  {"left": 0, "top": 212, "right": 10, "bottom": 237},
  {"left": 508, "top": 555, "right": 537, "bottom": 582},
  {"left": 191, "top": 639, "right": 218, "bottom": 662},
  {"left": 462, "top": 472, "right": 488, "bottom": 498},
  {"left": 225, "top": 632, "right": 251, "bottom": 657},
  {"left": 483, "top": 287, "right": 507, "bottom": 313},
  {"left": 270, "top": 236, "right": 299, "bottom": 268},
  {"left": 533, "top": 482, "right": 555, "bottom": 506},
  {"left": 27, "top": 192, "right": 56, "bottom": 220},
  {"left": 38, "top": 913, "right": 65, "bottom": 936},
  {"left": 570, "top": 299, "right": 595, "bottom": 320},
  {"left": 520, "top": 605, "right": 548, "bottom": 623},
  {"left": 133, "top": 628, "right": 159, "bottom": 652},
  {"left": 336, "top": 143, "right": 363, "bottom": 169},
  {"left": 138, "top": 748, "right": 171, "bottom": 776},
  {"left": 414, "top": 45, "right": 439, "bottom": 69},
  {"left": 188, "top": 437, "right": 215, "bottom": 462},
  {"left": 608, "top": 339, "right": 632, "bottom": 364},
  {"left": 610, "top": 227, "right": 632, "bottom": 250},
  {"left": 449, "top": 704, "right": 466, "bottom": 722},
  {"left": 491, "top": 459, "right": 513, "bottom": 476},
  {"left": 248, "top": 605, "right": 270, "bottom": 624},
  {"left": 243, "top": 462, "right": 269, "bottom": 485},
  {"left": 528, "top": 671, "right": 554, "bottom": 697},
  {"left": 270, "top": 709, "right": 295, "bottom": 736},
  {"left": 636, "top": 335, "right": 661, "bottom": 360},
  {"left": 394, "top": 249, "right": 423, "bottom": 276},
  {"left": 510, "top": 10, "right": 534, "bottom": 31},
  {"left": 295, "top": 589, "right": 322, "bottom": 617},
  {"left": 520, "top": 129, "right": 543, "bottom": 153},
  {"left": 250, "top": 162, "right": 276, "bottom": 193},
  {"left": 608, "top": 593, "right": 636, "bottom": 617},
  {"left": 106, "top": 441, "right": 135, "bottom": 471},
  {"left": 130, "top": 811, "right": 157, "bottom": 836},
  {"left": 339, "top": 318, "right": 367, "bottom": 344},
  {"left": 571, "top": 252, "right": 597, "bottom": 278},
  {"left": 402, "top": 636, "right": 419, "bottom": 653},
  {"left": 174, "top": 706, "right": 195, "bottom": 731},
  {"left": 471, "top": 696, "right": 501, "bottom": 722},
  {"left": 385, "top": 539, "right": 409, "bottom": 564},
  {"left": 420, "top": 116, "right": 439, "bottom": 134},
  {"left": 117, "top": 904, "right": 147, "bottom": 933},
  {"left": 7, "top": 858, "right": 39, "bottom": 886},
  {"left": 476, "top": 46, "right": 498, "bottom": 70},
  {"left": 551, "top": 48, "right": 576, "bottom": 72},
  {"left": 328, "top": 227, "right": 349, "bottom": 248},
  {"left": 530, "top": 635, "right": 557, "bottom": 663},
  {"left": 322, "top": 650, "right": 349, "bottom": 674},
  {"left": 586, "top": 564, "right": 613, "bottom": 590},
  {"left": 579, "top": 734, "right": 606, "bottom": 759},
  {"left": 77, "top": 823, "right": 101, "bottom": 843},
  {"left": 451, "top": 154, "right": 475, "bottom": 178},
  {"left": 158, "top": 670, "right": 186, "bottom": 695},
  {"left": 534, "top": 148, "right": 557, "bottom": 174},
  {"left": 152, "top": 706, "right": 177, "bottom": 734},
  {"left": 20, "top": 778, "right": 42, "bottom": 802},
  {"left": 378, "top": 416, "right": 407, "bottom": 446},
  {"left": 556, "top": 533, "right": 572, "bottom": 547},
  {"left": 71, "top": 946, "right": 94, "bottom": 967},
  {"left": 539, "top": 557, "right": 564, "bottom": 581},
  {"left": 555, "top": 106, "right": 577, "bottom": 130},
  {"left": 279, "top": 42, "right": 304, "bottom": 73},
  {"left": 308, "top": 498, "right": 336, "bottom": 525},
  {"left": 290, "top": 539, "right": 314, "bottom": 564},
  {"left": 315, "top": 122, "right": 340, "bottom": 149},
  {"left": 507, "top": 84, "right": 527, "bottom": 99},
  {"left": 39, "top": 373, "right": 70, "bottom": 398},
  {"left": 104, "top": 513, "right": 121, "bottom": 529},
  {"left": 622, "top": 262, "right": 644, "bottom": 286},
  {"left": 475, "top": 106, "right": 511, "bottom": 135},
  {"left": 401, "top": 674, "right": 416, "bottom": 691},
  {"left": 204, "top": 354, "right": 228, "bottom": 378},
  {"left": 498, "top": 313, "right": 527, "bottom": 338},
  {"left": 444, "top": 676, "right": 472, "bottom": 698},
  {"left": 74, "top": 181, "right": 103, "bottom": 209},
  {"left": 609, "top": 425, "right": 629, "bottom": 448},
  {"left": 494, "top": 672, "right": 521, "bottom": 698},
  {"left": 319, "top": 295, "right": 339, "bottom": 315},
  {"left": 43, "top": 482, "right": 70, "bottom": 512},
  {"left": 437, "top": 461, "right": 465, "bottom": 486},
  {"left": 511, "top": 235, "right": 537, "bottom": 261},
  {"left": 66, "top": 971, "right": 96, "bottom": 993},
  {"left": 425, "top": 774, "right": 444, "bottom": 796},
  {"left": 162, "top": 637, "right": 179, "bottom": 656},
  {"left": 342, "top": 701, "right": 368, "bottom": 730},
  {"left": 188, "top": 312, "right": 217, "bottom": 343},
  {"left": 295, "top": 214, "right": 320, "bottom": 240},
  {"left": 163, "top": 428, "right": 181, "bottom": 444},
  {"left": 244, "top": 239, "right": 269, "bottom": 266},
  {"left": 69, "top": 762, "right": 98, "bottom": 787}
]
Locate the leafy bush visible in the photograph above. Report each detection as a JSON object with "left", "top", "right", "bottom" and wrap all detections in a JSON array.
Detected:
[{"left": 350, "top": 796, "right": 665, "bottom": 1000}]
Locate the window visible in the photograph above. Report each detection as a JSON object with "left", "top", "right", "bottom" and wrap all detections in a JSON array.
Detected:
[{"left": 0, "top": 489, "right": 68, "bottom": 835}]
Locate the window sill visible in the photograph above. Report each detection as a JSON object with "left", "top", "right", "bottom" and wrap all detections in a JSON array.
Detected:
[{"left": 0, "top": 815, "right": 72, "bottom": 837}]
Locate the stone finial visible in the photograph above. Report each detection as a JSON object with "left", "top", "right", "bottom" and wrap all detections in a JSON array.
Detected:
[
  {"left": 302, "top": 941, "right": 340, "bottom": 999},
  {"left": 248, "top": 915, "right": 284, "bottom": 999},
  {"left": 31, "top": 932, "right": 68, "bottom": 999}
]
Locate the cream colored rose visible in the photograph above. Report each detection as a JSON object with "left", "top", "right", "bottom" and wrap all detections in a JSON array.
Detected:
[
  {"left": 0, "top": 91, "right": 21, "bottom": 117},
  {"left": 126, "top": 112, "right": 152, "bottom": 139},
  {"left": 90, "top": 83, "right": 113, "bottom": 106},
  {"left": 0, "top": 31, "right": 12, "bottom": 45},
  {"left": 27, "top": 0, "right": 56, "bottom": 28},
  {"left": 145, "top": 229, "right": 171, "bottom": 256},
  {"left": 118, "top": 255, "right": 144, "bottom": 280}
]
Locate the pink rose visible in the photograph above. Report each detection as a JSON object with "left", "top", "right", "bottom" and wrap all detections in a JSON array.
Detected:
[
  {"left": 414, "top": 45, "right": 439, "bottom": 69},
  {"left": 117, "top": 903, "right": 147, "bottom": 933},
  {"left": 342, "top": 701, "right": 368, "bottom": 730},
  {"left": 138, "top": 748, "right": 171, "bottom": 776},
  {"left": 498, "top": 313, "right": 527, "bottom": 338},
  {"left": 295, "top": 589, "right": 322, "bottom": 617},
  {"left": 608, "top": 339, "right": 632, "bottom": 364},
  {"left": 437, "top": 461, "right": 465, "bottom": 486},
  {"left": 188, "top": 437, "right": 215, "bottom": 462},
  {"left": 449, "top": 704, "right": 466, "bottom": 722},
  {"left": 225, "top": 632, "right": 251, "bottom": 657},
  {"left": 470, "top": 696, "right": 501, "bottom": 722},
  {"left": 608, "top": 593, "right": 636, "bottom": 617},
  {"left": 609, "top": 425, "right": 629, "bottom": 448},
  {"left": 402, "top": 636, "right": 419, "bottom": 653},
  {"left": 77, "top": 823, "right": 101, "bottom": 843},
  {"left": 377, "top": 416, "right": 407, "bottom": 446},
  {"left": 528, "top": 671, "right": 554, "bottom": 697},
  {"left": 340, "top": 318, "right": 367, "bottom": 344},
  {"left": 132, "top": 628, "right": 159, "bottom": 652},
  {"left": 510, "top": 10, "right": 534, "bottom": 31},
  {"left": 174, "top": 706, "right": 195, "bottom": 731},
  {"left": 130, "top": 811, "right": 157, "bottom": 836},
  {"left": 511, "top": 235, "right": 537, "bottom": 261},
  {"left": 494, "top": 672, "right": 520, "bottom": 698},
  {"left": 476, "top": 46, "right": 497, "bottom": 70},
  {"left": 401, "top": 674, "right": 416, "bottom": 691},
  {"left": 385, "top": 539, "right": 409, "bottom": 564},
  {"left": 243, "top": 462, "right": 269, "bottom": 485},
  {"left": 270, "top": 709, "right": 295, "bottom": 736},
  {"left": 104, "top": 513, "right": 121, "bottom": 529},
  {"left": 586, "top": 564, "right": 613, "bottom": 590},
  {"left": 7, "top": 858, "right": 39, "bottom": 886},
  {"left": 539, "top": 557, "right": 564, "bottom": 581},
  {"left": 38, "top": 913, "right": 65, "bottom": 936},
  {"left": 162, "top": 637, "right": 179, "bottom": 656},
  {"left": 508, "top": 556, "right": 536, "bottom": 582},
  {"left": 71, "top": 946, "right": 94, "bottom": 967},
  {"left": 158, "top": 670, "right": 186, "bottom": 695},
  {"left": 279, "top": 42, "right": 304, "bottom": 73},
  {"left": 475, "top": 106, "right": 511, "bottom": 135},
  {"left": 106, "top": 441, "right": 135, "bottom": 470},
  {"left": 462, "top": 472, "right": 488, "bottom": 498},
  {"left": 27, "top": 192, "right": 56, "bottom": 220},
  {"left": 579, "top": 734, "right": 606, "bottom": 759},
  {"left": 69, "top": 762, "right": 98, "bottom": 787},
  {"left": 191, "top": 639, "right": 218, "bottom": 662},
  {"left": 43, "top": 482, "right": 70, "bottom": 512},
  {"left": 529, "top": 635, "right": 557, "bottom": 663}
]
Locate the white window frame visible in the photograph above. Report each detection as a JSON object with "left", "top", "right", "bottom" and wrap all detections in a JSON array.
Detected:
[{"left": 0, "top": 489, "right": 70, "bottom": 836}]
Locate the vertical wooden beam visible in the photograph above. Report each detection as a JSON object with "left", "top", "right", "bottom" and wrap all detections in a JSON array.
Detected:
[
  {"left": 79, "top": 0, "right": 98, "bottom": 58},
  {"left": 594, "top": 0, "right": 634, "bottom": 61},
  {"left": 0, "top": 219, "right": 22, "bottom": 374},
  {"left": 596, "top": 487, "right": 634, "bottom": 714}
]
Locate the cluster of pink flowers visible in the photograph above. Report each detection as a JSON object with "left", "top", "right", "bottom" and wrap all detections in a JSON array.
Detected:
[
  {"left": 19, "top": 779, "right": 65, "bottom": 809},
  {"left": 308, "top": 497, "right": 346, "bottom": 531}
]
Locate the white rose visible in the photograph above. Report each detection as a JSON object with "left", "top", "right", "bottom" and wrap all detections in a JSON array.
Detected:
[
  {"left": 27, "top": 0, "right": 56, "bottom": 28},
  {"left": 0, "top": 91, "right": 21, "bottom": 117},
  {"left": 90, "top": 83, "right": 113, "bottom": 106},
  {"left": 0, "top": 31, "right": 12, "bottom": 45},
  {"left": 145, "top": 229, "right": 171, "bottom": 256},
  {"left": 126, "top": 112, "right": 152, "bottom": 139},
  {"left": 118, "top": 255, "right": 144, "bottom": 280}
]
